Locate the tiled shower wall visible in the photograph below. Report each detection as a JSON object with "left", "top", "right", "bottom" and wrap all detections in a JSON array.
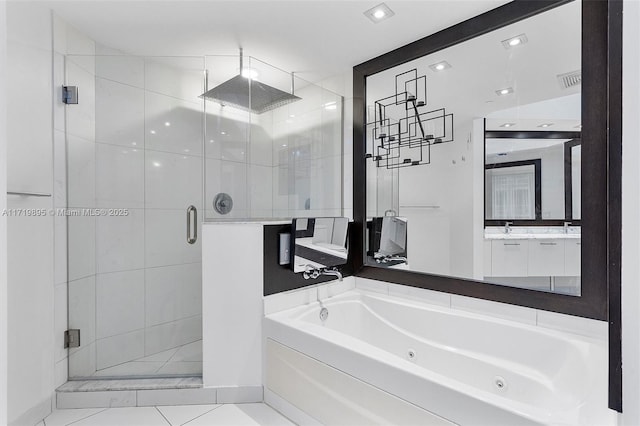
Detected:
[{"left": 64, "top": 41, "right": 204, "bottom": 376}]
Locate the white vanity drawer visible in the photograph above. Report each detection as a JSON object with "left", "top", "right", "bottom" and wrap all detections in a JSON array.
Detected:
[
  {"left": 565, "top": 239, "right": 581, "bottom": 276},
  {"left": 528, "top": 239, "right": 565, "bottom": 276},
  {"left": 491, "top": 239, "right": 528, "bottom": 277}
]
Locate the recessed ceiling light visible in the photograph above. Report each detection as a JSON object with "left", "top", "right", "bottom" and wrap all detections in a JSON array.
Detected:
[
  {"left": 221, "top": 131, "right": 226, "bottom": 135},
  {"left": 153, "top": 161, "right": 161, "bottom": 167},
  {"left": 502, "top": 34, "right": 528, "bottom": 49},
  {"left": 132, "top": 142, "right": 137, "bottom": 146},
  {"left": 429, "top": 61, "right": 452, "bottom": 72},
  {"left": 241, "top": 68, "right": 259, "bottom": 80},
  {"left": 364, "top": 3, "right": 395, "bottom": 23},
  {"left": 164, "top": 121, "right": 171, "bottom": 127},
  {"left": 500, "top": 123, "right": 516, "bottom": 128},
  {"left": 289, "top": 114, "right": 295, "bottom": 118},
  {"left": 538, "top": 123, "right": 553, "bottom": 128},
  {"left": 282, "top": 144, "right": 287, "bottom": 147},
  {"left": 496, "top": 87, "right": 514, "bottom": 96},
  {"left": 149, "top": 130, "right": 156, "bottom": 135}
]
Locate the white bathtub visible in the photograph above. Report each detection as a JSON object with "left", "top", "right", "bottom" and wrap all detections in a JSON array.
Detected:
[{"left": 264, "top": 289, "right": 615, "bottom": 426}]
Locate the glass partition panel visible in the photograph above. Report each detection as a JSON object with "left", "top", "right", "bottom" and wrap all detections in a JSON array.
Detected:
[
  {"left": 66, "top": 54, "right": 205, "bottom": 378},
  {"left": 204, "top": 55, "right": 343, "bottom": 221}
]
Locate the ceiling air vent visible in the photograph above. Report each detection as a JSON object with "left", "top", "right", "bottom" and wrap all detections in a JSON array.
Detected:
[{"left": 557, "top": 70, "right": 582, "bottom": 89}]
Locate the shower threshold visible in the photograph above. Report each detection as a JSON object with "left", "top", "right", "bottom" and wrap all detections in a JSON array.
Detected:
[
  {"left": 57, "top": 376, "right": 203, "bottom": 393},
  {"left": 55, "top": 377, "right": 219, "bottom": 409},
  {"left": 55, "top": 378, "right": 264, "bottom": 409}
]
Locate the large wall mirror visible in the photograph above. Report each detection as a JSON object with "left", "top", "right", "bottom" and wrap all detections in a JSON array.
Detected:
[
  {"left": 354, "top": 0, "right": 621, "bottom": 409},
  {"left": 364, "top": 0, "right": 581, "bottom": 295}
]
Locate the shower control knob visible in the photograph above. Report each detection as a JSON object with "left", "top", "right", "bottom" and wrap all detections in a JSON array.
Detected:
[{"left": 213, "top": 193, "right": 233, "bottom": 215}]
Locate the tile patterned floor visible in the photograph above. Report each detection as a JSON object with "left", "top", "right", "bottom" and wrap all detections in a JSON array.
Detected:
[
  {"left": 38, "top": 403, "right": 295, "bottom": 426},
  {"left": 88, "top": 341, "right": 203, "bottom": 377}
]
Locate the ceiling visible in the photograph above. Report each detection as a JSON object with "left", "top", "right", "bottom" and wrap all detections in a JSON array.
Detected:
[
  {"left": 37, "top": 0, "right": 511, "bottom": 84},
  {"left": 366, "top": 0, "right": 581, "bottom": 138}
]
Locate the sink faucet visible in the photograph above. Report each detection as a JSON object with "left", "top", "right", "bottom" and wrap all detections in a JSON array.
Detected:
[
  {"left": 504, "top": 221, "right": 513, "bottom": 234},
  {"left": 564, "top": 221, "right": 571, "bottom": 233}
]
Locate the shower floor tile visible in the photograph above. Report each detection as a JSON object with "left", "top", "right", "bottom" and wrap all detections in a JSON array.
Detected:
[
  {"left": 68, "top": 339, "right": 204, "bottom": 379},
  {"left": 43, "top": 403, "right": 295, "bottom": 426}
]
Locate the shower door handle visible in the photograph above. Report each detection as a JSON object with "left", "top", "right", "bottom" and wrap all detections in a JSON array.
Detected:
[{"left": 187, "top": 205, "right": 197, "bottom": 244}]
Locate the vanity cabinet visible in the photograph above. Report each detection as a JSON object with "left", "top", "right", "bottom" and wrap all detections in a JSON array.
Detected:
[
  {"left": 491, "top": 239, "right": 528, "bottom": 277},
  {"left": 565, "top": 240, "right": 581, "bottom": 276},
  {"left": 528, "top": 239, "right": 565, "bottom": 276},
  {"left": 484, "top": 237, "right": 580, "bottom": 278}
]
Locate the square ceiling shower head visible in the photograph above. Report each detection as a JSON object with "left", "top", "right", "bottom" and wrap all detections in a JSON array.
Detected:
[{"left": 200, "top": 75, "right": 301, "bottom": 114}]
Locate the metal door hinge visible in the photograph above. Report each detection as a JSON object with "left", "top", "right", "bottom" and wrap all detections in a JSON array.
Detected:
[
  {"left": 62, "top": 86, "right": 78, "bottom": 104},
  {"left": 64, "top": 329, "right": 80, "bottom": 348}
]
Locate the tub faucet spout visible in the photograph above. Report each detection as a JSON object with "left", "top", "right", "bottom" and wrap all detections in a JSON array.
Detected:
[
  {"left": 376, "top": 255, "right": 408, "bottom": 265},
  {"left": 321, "top": 268, "right": 343, "bottom": 282},
  {"left": 303, "top": 265, "right": 342, "bottom": 282}
]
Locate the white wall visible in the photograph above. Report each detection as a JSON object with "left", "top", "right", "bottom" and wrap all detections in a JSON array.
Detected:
[
  {"left": 0, "top": 1, "right": 8, "bottom": 423},
  {"left": 202, "top": 223, "right": 263, "bottom": 387},
  {"left": 622, "top": 0, "right": 640, "bottom": 424},
  {"left": 6, "top": 2, "right": 56, "bottom": 424}
]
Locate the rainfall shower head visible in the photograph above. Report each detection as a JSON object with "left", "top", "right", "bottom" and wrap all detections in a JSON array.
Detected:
[{"left": 200, "top": 49, "right": 301, "bottom": 114}]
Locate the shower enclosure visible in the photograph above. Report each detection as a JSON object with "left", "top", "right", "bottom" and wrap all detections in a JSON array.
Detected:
[{"left": 64, "top": 52, "right": 343, "bottom": 379}]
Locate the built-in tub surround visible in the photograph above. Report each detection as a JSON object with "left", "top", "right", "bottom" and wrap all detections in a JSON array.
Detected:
[{"left": 264, "top": 282, "right": 614, "bottom": 426}]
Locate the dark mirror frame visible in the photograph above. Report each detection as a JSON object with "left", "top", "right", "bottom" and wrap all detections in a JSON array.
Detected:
[
  {"left": 351, "top": 0, "right": 622, "bottom": 411},
  {"left": 484, "top": 129, "right": 582, "bottom": 225}
]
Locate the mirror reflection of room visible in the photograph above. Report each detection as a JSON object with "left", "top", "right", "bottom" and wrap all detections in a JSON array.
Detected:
[
  {"left": 367, "top": 216, "right": 408, "bottom": 267},
  {"left": 365, "top": 0, "right": 581, "bottom": 296},
  {"left": 292, "top": 218, "right": 349, "bottom": 273}
]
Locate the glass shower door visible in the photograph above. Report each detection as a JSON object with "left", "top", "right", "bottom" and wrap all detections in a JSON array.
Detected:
[{"left": 66, "top": 53, "right": 205, "bottom": 378}]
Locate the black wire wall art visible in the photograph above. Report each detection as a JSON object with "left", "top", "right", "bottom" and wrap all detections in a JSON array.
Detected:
[{"left": 365, "top": 69, "right": 454, "bottom": 169}]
